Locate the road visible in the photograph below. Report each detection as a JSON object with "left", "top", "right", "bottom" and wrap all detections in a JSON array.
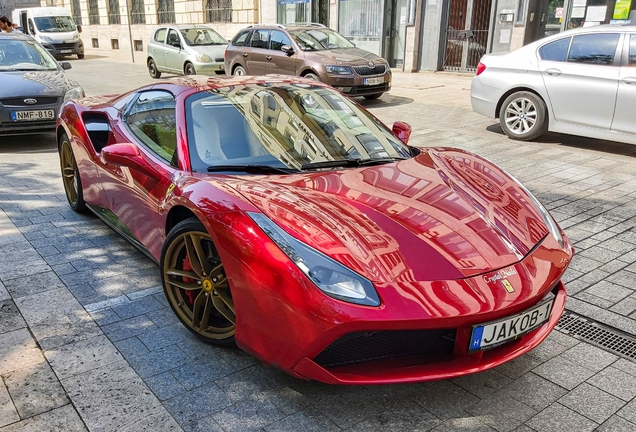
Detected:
[{"left": 1, "top": 51, "right": 636, "bottom": 431}]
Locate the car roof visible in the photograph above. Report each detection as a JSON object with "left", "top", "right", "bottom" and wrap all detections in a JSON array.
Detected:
[
  {"left": 244, "top": 23, "right": 328, "bottom": 31},
  {"left": 558, "top": 24, "right": 636, "bottom": 36},
  {"left": 0, "top": 32, "right": 35, "bottom": 41},
  {"left": 159, "top": 24, "right": 217, "bottom": 30}
]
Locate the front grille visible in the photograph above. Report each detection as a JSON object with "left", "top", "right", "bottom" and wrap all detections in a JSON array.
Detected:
[
  {"left": 314, "top": 329, "right": 456, "bottom": 368},
  {"left": 1, "top": 97, "right": 59, "bottom": 107},
  {"left": 53, "top": 43, "right": 76, "bottom": 50},
  {"left": 353, "top": 65, "right": 387, "bottom": 76}
]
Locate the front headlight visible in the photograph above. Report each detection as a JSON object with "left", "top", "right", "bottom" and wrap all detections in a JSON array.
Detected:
[
  {"left": 64, "top": 86, "right": 85, "bottom": 101},
  {"left": 249, "top": 212, "right": 381, "bottom": 306},
  {"left": 40, "top": 36, "right": 53, "bottom": 43},
  {"left": 73, "top": 33, "right": 80, "bottom": 41},
  {"left": 195, "top": 53, "right": 212, "bottom": 63},
  {"left": 325, "top": 65, "right": 353, "bottom": 75}
]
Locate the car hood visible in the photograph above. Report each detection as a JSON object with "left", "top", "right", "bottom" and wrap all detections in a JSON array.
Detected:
[
  {"left": 224, "top": 148, "right": 551, "bottom": 283},
  {"left": 187, "top": 44, "right": 228, "bottom": 59},
  {"left": 0, "top": 70, "right": 73, "bottom": 98},
  {"left": 305, "top": 48, "right": 387, "bottom": 66}
]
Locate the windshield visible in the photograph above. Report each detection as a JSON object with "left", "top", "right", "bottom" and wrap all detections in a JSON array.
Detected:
[
  {"left": 34, "top": 16, "right": 76, "bottom": 33},
  {"left": 186, "top": 84, "right": 410, "bottom": 173},
  {"left": 180, "top": 28, "right": 227, "bottom": 46},
  {"left": 0, "top": 39, "right": 59, "bottom": 71},
  {"left": 290, "top": 28, "right": 355, "bottom": 51}
]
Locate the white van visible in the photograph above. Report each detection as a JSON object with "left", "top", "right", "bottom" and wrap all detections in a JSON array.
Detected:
[{"left": 12, "top": 7, "right": 84, "bottom": 59}]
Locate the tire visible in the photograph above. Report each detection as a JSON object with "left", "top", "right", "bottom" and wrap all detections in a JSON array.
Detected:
[
  {"left": 77, "top": 53, "right": 85, "bottom": 59},
  {"left": 233, "top": 65, "right": 246, "bottom": 76},
  {"left": 499, "top": 91, "right": 548, "bottom": 141},
  {"left": 59, "top": 134, "right": 87, "bottom": 213},
  {"left": 303, "top": 72, "right": 320, "bottom": 81},
  {"left": 184, "top": 62, "right": 196, "bottom": 76},
  {"left": 363, "top": 93, "right": 382, "bottom": 100},
  {"left": 161, "top": 218, "right": 236, "bottom": 346},
  {"left": 148, "top": 58, "right": 162, "bottom": 79}
]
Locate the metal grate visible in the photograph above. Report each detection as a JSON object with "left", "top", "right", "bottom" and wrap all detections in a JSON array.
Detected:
[
  {"left": 443, "top": 0, "right": 491, "bottom": 72},
  {"left": 353, "top": 65, "right": 386, "bottom": 76},
  {"left": 556, "top": 311, "right": 636, "bottom": 360}
]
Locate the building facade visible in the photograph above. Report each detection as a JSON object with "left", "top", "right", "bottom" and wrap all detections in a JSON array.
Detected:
[{"left": 36, "top": 0, "right": 636, "bottom": 72}]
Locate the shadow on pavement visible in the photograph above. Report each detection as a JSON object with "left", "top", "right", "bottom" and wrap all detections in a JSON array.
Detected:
[
  {"left": 359, "top": 94, "right": 414, "bottom": 108},
  {"left": 0, "top": 133, "right": 57, "bottom": 154}
]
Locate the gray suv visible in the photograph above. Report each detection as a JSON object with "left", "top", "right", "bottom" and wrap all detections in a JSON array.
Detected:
[
  {"left": 147, "top": 25, "right": 227, "bottom": 78},
  {"left": 224, "top": 24, "right": 391, "bottom": 100}
]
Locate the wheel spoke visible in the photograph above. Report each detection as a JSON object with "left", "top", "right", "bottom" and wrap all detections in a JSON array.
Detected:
[
  {"left": 183, "top": 234, "right": 204, "bottom": 278},
  {"left": 165, "top": 267, "right": 201, "bottom": 281},
  {"left": 211, "top": 290, "right": 236, "bottom": 324},
  {"left": 505, "top": 115, "right": 519, "bottom": 124},
  {"left": 167, "top": 278, "right": 201, "bottom": 290},
  {"left": 191, "top": 290, "right": 207, "bottom": 330}
]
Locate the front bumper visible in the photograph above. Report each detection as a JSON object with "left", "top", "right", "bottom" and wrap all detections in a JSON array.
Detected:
[
  {"left": 0, "top": 99, "right": 61, "bottom": 135},
  {"left": 326, "top": 71, "right": 392, "bottom": 96},
  {"left": 42, "top": 40, "right": 84, "bottom": 57},
  {"left": 192, "top": 61, "right": 225, "bottom": 76}
]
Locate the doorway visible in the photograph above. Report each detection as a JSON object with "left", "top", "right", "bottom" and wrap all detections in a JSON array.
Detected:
[
  {"left": 524, "top": 0, "right": 566, "bottom": 44},
  {"left": 383, "top": 0, "right": 408, "bottom": 68},
  {"left": 442, "top": 0, "right": 493, "bottom": 72}
]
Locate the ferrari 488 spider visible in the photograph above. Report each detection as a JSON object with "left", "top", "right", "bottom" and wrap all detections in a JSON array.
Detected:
[{"left": 56, "top": 75, "right": 572, "bottom": 384}]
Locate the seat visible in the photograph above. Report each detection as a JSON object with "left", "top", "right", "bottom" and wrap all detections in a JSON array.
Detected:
[{"left": 191, "top": 102, "right": 225, "bottom": 166}]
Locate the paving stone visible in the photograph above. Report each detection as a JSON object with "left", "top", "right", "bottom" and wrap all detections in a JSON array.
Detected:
[
  {"left": 138, "top": 323, "right": 191, "bottom": 351},
  {"left": 88, "top": 308, "right": 122, "bottom": 326},
  {"left": 145, "top": 372, "right": 187, "bottom": 401},
  {"left": 0, "top": 380, "right": 20, "bottom": 428},
  {"left": 558, "top": 382, "right": 625, "bottom": 424},
  {"left": 101, "top": 314, "right": 159, "bottom": 342},
  {"left": 125, "top": 344, "right": 188, "bottom": 379},
  {"left": 451, "top": 368, "right": 512, "bottom": 399},
  {"left": 45, "top": 334, "right": 124, "bottom": 380},
  {"left": 312, "top": 387, "right": 397, "bottom": 429},
  {"left": 430, "top": 417, "right": 495, "bottom": 432},
  {"left": 0, "top": 280, "right": 10, "bottom": 302},
  {"left": 116, "top": 405, "right": 183, "bottom": 432},
  {"left": 163, "top": 382, "right": 232, "bottom": 427},
  {"left": 3, "top": 360, "right": 69, "bottom": 419},
  {"left": 596, "top": 415, "right": 636, "bottom": 431},
  {"left": 526, "top": 403, "right": 597, "bottom": 432},
  {"left": 583, "top": 281, "right": 633, "bottom": 304},
  {"left": 0, "top": 328, "right": 43, "bottom": 376},
  {"left": 465, "top": 391, "right": 536, "bottom": 432},
  {"left": 180, "top": 416, "right": 224, "bottom": 432},
  {"left": 263, "top": 408, "right": 340, "bottom": 432},
  {"left": 170, "top": 354, "right": 235, "bottom": 390},
  {"left": 533, "top": 355, "right": 596, "bottom": 390},
  {"left": 111, "top": 295, "right": 164, "bottom": 320},
  {"left": 586, "top": 366, "right": 636, "bottom": 402},
  {"left": 613, "top": 358, "right": 636, "bottom": 377},
  {"left": 498, "top": 372, "right": 567, "bottom": 411},
  {"left": 0, "top": 300, "right": 26, "bottom": 335},
  {"left": 413, "top": 379, "right": 479, "bottom": 420},
  {"left": 62, "top": 360, "right": 164, "bottom": 432},
  {"left": 146, "top": 307, "right": 181, "bottom": 328},
  {"left": 559, "top": 341, "right": 618, "bottom": 372},
  {"left": 0, "top": 404, "right": 86, "bottom": 432},
  {"left": 617, "top": 397, "right": 636, "bottom": 423},
  {"left": 212, "top": 399, "right": 285, "bottom": 432},
  {"left": 610, "top": 297, "right": 636, "bottom": 316}
]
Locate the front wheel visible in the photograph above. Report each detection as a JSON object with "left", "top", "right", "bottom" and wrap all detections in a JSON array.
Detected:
[
  {"left": 59, "top": 134, "right": 87, "bottom": 213},
  {"left": 303, "top": 72, "right": 320, "bottom": 81},
  {"left": 148, "top": 58, "right": 162, "bottom": 79},
  {"left": 499, "top": 91, "right": 547, "bottom": 141},
  {"left": 77, "top": 53, "right": 85, "bottom": 59},
  {"left": 233, "top": 65, "right": 246, "bottom": 76},
  {"left": 161, "top": 218, "right": 236, "bottom": 345},
  {"left": 184, "top": 62, "right": 196, "bottom": 76}
]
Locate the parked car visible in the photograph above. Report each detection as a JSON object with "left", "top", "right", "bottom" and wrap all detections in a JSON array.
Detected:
[
  {"left": 224, "top": 23, "right": 391, "bottom": 100},
  {"left": 471, "top": 25, "right": 636, "bottom": 145},
  {"left": 0, "top": 32, "right": 84, "bottom": 135},
  {"left": 56, "top": 75, "right": 571, "bottom": 384},
  {"left": 147, "top": 25, "right": 227, "bottom": 78}
]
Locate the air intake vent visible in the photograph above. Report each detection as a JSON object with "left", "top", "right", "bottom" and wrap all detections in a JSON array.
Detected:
[{"left": 556, "top": 311, "right": 636, "bottom": 360}]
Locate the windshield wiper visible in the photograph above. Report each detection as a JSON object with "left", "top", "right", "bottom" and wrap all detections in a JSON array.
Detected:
[
  {"left": 207, "top": 164, "right": 298, "bottom": 174},
  {"left": 301, "top": 157, "right": 406, "bottom": 170},
  {"left": 357, "top": 157, "right": 407, "bottom": 166}
]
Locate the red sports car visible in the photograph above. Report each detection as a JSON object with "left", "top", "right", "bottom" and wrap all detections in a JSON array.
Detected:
[{"left": 57, "top": 75, "right": 572, "bottom": 384}]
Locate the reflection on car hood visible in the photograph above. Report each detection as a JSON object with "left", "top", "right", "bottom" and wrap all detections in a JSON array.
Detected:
[
  {"left": 0, "top": 70, "right": 73, "bottom": 98},
  {"left": 225, "top": 148, "right": 551, "bottom": 283},
  {"left": 306, "top": 48, "right": 387, "bottom": 66},
  {"left": 187, "top": 44, "right": 227, "bottom": 59}
]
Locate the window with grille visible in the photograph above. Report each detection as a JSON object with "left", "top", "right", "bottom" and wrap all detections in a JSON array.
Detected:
[
  {"left": 131, "top": 0, "right": 146, "bottom": 24},
  {"left": 157, "top": 0, "right": 175, "bottom": 24},
  {"left": 205, "top": 0, "right": 232, "bottom": 23},
  {"left": 108, "top": 0, "right": 121, "bottom": 24},
  {"left": 88, "top": 0, "right": 100, "bottom": 25},
  {"left": 71, "top": 0, "right": 82, "bottom": 25}
]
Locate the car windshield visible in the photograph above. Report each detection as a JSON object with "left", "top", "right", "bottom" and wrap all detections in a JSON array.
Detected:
[
  {"left": 289, "top": 28, "right": 355, "bottom": 51},
  {"left": 0, "top": 39, "right": 59, "bottom": 71},
  {"left": 34, "top": 16, "right": 76, "bottom": 32},
  {"left": 186, "top": 84, "right": 411, "bottom": 173},
  {"left": 180, "top": 28, "right": 227, "bottom": 46}
]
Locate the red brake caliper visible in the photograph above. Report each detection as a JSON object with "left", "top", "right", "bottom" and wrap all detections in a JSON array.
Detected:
[{"left": 182, "top": 254, "right": 197, "bottom": 304}]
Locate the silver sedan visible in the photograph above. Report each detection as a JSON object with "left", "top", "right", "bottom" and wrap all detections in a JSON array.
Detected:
[{"left": 471, "top": 25, "right": 636, "bottom": 145}]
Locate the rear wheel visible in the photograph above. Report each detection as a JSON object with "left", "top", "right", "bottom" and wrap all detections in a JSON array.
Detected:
[
  {"left": 59, "top": 134, "right": 87, "bottom": 213},
  {"left": 363, "top": 93, "right": 382, "bottom": 100},
  {"left": 161, "top": 218, "right": 236, "bottom": 345},
  {"left": 233, "top": 65, "right": 246, "bottom": 76},
  {"left": 499, "top": 91, "right": 547, "bottom": 141},
  {"left": 303, "top": 72, "right": 320, "bottom": 81},
  {"left": 184, "top": 62, "right": 196, "bottom": 76},
  {"left": 148, "top": 58, "right": 162, "bottom": 79}
]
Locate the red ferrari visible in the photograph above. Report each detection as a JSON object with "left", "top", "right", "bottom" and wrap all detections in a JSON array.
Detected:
[{"left": 57, "top": 75, "right": 572, "bottom": 384}]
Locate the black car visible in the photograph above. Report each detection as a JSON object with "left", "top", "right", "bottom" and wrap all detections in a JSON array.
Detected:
[{"left": 0, "top": 32, "right": 84, "bottom": 135}]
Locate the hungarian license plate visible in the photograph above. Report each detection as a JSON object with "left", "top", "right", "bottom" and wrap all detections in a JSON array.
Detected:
[
  {"left": 469, "top": 298, "right": 553, "bottom": 351},
  {"left": 11, "top": 110, "right": 55, "bottom": 122},
  {"left": 364, "top": 77, "right": 384, "bottom": 86},
  {"left": 60, "top": 49, "right": 73, "bottom": 53}
]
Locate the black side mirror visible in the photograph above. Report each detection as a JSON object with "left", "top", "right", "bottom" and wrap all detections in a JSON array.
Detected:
[
  {"left": 281, "top": 45, "right": 294, "bottom": 56},
  {"left": 77, "top": 25, "right": 82, "bottom": 33},
  {"left": 61, "top": 62, "right": 72, "bottom": 70}
]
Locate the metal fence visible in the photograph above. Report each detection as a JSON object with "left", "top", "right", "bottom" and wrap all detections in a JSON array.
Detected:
[
  {"left": 157, "top": 0, "right": 175, "bottom": 24},
  {"left": 131, "top": 0, "right": 146, "bottom": 24},
  {"left": 205, "top": 0, "right": 232, "bottom": 23},
  {"left": 442, "top": 0, "right": 491, "bottom": 72},
  {"left": 108, "top": 0, "right": 121, "bottom": 25},
  {"left": 88, "top": 0, "right": 100, "bottom": 25}
]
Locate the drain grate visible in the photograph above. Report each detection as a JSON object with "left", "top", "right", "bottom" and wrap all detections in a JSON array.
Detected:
[{"left": 556, "top": 311, "right": 636, "bottom": 361}]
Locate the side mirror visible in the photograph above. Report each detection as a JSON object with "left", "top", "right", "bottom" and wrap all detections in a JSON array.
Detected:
[
  {"left": 60, "top": 62, "right": 72, "bottom": 70},
  {"left": 392, "top": 121, "right": 412, "bottom": 144},
  {"left": 77, "top": 25, "right": 82, "bottom": 33},
  {"left": 100, "top": 143, "right": 158, "bottom": 177},
  {"left": 281, "top": 44, "right": 294, "bottom": 56}
]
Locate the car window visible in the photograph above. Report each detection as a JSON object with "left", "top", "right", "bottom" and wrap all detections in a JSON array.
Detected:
[
  {"left": 0, "top": 39, "right": 58, "bottom": 70},
  {"left": 232, "top": 30, "right": 250, "bottom": 47},
  {"left": 539, "top": 37, "right": 571, "bottom": 62},
  {"left": 630, "top": 34, "right": 636, "bottom": 65},
  {"left": 125, "top": 91, "right": 178, "bottom": 167},
  {"left": 250, "top": 30, "right": 269, "bottom": 49},
  {"left": 567, "top": 33, "right": 620, "bottom": 65},
  {"left": 154, "top": 28, "right": 167, "bottom": 43},
  {"left": 181, "top": 28, "right": 227, "bottom": 46},
  {"left": 270, "top": 30, "right": 292, "bottom": 51},
  {"left": 167, "top": 29, "right": 180, "bottom": 46},
  {"left": 290, "top": 28, "right": 354, "bottom": 51}
]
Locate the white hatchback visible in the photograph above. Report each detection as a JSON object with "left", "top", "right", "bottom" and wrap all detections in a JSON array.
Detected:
[{"left": 471, "top": 25, "right": 636, "bottom": 145}]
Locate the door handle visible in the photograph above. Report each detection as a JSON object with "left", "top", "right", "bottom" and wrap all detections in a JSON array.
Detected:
[
  {"left": 266, "top": 56, "right": 272, "bottom": 61},
  {"left": 545, "top": 68, "right": 561, "bottom": 76},
  {"left": 622, "top": 77, "right": 636, "bottom": 85},
  {"left": 242, "top": 53, "right": 248, "bottom": 57}
]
